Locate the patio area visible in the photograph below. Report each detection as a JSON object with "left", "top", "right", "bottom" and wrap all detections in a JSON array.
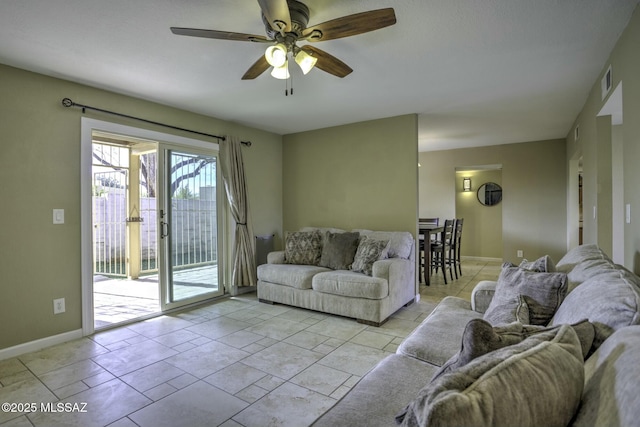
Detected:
[{"left": 93, "top": 265, "right": 219, "bottom": 329}]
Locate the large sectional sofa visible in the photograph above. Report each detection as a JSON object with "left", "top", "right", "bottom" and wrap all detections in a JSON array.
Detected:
[
  {"left": 257, "top": 227, "right": 416, "bottom": 326},
  {"left": 314, "top": 244, "right": 640, "bottom": 427}
]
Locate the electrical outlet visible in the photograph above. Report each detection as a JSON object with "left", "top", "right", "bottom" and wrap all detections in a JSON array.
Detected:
[
  {"left": 517, "top": 250, "right": 523, "bottom": 258},
  {"left": 53, "top": 298, "right": 65, "bottom": 314}
]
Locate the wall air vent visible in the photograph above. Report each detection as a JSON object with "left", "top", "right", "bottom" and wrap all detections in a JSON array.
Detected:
[{"left": 601, "top": 65, "right": 612, "bottom": 100}]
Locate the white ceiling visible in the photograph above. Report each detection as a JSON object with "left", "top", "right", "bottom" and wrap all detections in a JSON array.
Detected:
[{"left": 0, "top": 0, "right": 637, "bottom": 151}]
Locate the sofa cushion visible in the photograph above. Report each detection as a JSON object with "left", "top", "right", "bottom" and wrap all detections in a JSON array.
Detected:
[
  {"left": 555, "top": 243, "right": 630, "bottom": 293},
  {"left": 313, "top": 354, "right": 438, "bottom": 427},
  {"left": 564, "top": 257, "right": 618, "bottom": 292},
  {"left": 351, "top": 236, "right": 389, "bottom": 276},
  {"left": 572, "top": 325, "right": 640, "bottom": 427},
  {"left": 397, "top": 297, "right": 483, "bottom": 366},
  {"left": 318, "top": 231, "right": 360, "bottom": 270},
  {"left": 396, "top": 324, "right": 584, "bottom": 427},
  {"left": 312, "top": 271, "right": 388, "bottom": 300},
  {"left": 556, "top": 244, "right": 610, "bottom": 273},
  {"left": 434, "top": 319, "right": 595, "bottom": 382},
  {"left": 353, "top": 230, "right": 414, "bottom": 259},
  {"left": 554, "top": 244, "right": 617, "bottom": 291},
  {"left": 284, "top": 230, "right": 323, "bottom": 265},
  {"left": 483, "top": 266, "right": 568, "bottom": 326},
  {"left": 257, "top": 263, "right": 330, "bottom": 290},
  {"left": 550, "top": 267, "right": 640, "bottom": 348}
]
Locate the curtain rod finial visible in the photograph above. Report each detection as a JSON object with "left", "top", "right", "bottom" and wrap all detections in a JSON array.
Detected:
[{"left": 62, "top": 98, "right": 73, "bottom": 108}]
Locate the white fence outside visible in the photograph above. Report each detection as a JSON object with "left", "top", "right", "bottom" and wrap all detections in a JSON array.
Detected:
[{"left": 93, "top": 187, "right": 217, "bottom": 276}]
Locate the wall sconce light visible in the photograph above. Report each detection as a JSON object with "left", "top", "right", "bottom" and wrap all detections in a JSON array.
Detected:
[{"left": 463, "top": 177, "right": 472, "bottom": 192}]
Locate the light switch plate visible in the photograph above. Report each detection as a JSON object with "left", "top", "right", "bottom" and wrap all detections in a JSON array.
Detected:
[
  {"left": 626, "top": 204, "right": 631, "bottom": 224},
  {"left": 53, "top": 209, "right": 64, "bottom": 224}
]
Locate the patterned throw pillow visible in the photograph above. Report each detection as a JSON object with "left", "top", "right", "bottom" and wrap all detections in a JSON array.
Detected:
[
  {"left": 351, "top": 236, "right": 389, "bottom": 276},
  {"left": 284, "top": 230, "right": 323, "bottom": 265}
]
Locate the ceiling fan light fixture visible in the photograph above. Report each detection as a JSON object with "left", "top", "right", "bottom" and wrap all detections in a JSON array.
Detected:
[
  {"left": 270, "top": 61, "right": 290, "bottom": 79},
  {"left": 295, "top": 49, "right": 317, "bottom": 74},
  {"left": 264, "top": 43, "right": 288, "bottom": 67}
]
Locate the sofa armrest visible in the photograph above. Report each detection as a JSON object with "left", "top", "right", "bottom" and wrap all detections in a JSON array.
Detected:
[
  {"left": 373, "top": 258, "right": 415, "bottom": 307},
  {"left": 267, "top": 251, "right": 286, "bottom": 264},
  {"left": 471, "top": 280, "right": 497, "bottom": 313},
  {"left": 372, "top": 258, "right": 412, "bottom": 281}
]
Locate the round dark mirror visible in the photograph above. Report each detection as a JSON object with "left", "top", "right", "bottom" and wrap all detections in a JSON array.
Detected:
[{"left": 477, "top": 182, "right": 502, "bottom": 206}]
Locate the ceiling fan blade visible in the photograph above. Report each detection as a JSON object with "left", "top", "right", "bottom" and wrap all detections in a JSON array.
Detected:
[
  {"left": 242, "top": 55, "right": 271, "bottom": 80},
  {"left": 171, "top": 27, "right": 268, "bottom": 42},
  {"left": 257, "top": 0, "right": 292, "bottom": 32},
  {"left": 301, "top": 45, "right": 352, "bottom": 78},
  {"left": 302, "top": 8, "right": 396, "bottom": 42}
]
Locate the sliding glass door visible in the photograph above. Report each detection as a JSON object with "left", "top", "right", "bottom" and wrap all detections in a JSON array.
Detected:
[
  {"left": 81, "top": 118, "right": 226, "bottom": 334},
  {"left": 159, "top": 146, "right": 223, "bottom": 310}
]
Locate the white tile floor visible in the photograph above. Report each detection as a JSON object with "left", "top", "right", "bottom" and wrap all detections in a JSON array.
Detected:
[{"left": 0, "top": 260, "right": 500, "bottom": 427}]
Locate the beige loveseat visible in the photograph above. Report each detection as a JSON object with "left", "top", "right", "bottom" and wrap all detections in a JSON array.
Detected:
[{"left": 257, "top": 227, "right": 416, "bottom": 326}]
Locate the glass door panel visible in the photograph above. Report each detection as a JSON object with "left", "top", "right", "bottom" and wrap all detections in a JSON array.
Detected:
[{"left": 160, "top": 148, "right": 222, "bottom": 308}]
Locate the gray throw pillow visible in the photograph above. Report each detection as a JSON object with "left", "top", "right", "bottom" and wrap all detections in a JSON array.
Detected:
[
  {"left": 484, "top": 266, "right": 568, "bottom": 326},
  {"left": 396, "top": 324, "right": 584, "bottom": 427},
  {"left": 482, "top": 294, "right": 529, "bottom": 325},
  {"left": 284, "top": 230, "right": 323, "bottom": 265},
  {"left": 318, "top": 232, "right": 360, "bottom": 270},
  {"left": 433, "top": 319, "right": 596, "bottom": 382},
  {"left": 351, "top": 236, "right": 389, "bottom": 276},
  {"left": 519, "top": 255, "right": 556, "bottom": 272},
  {"left": 432, "top": 318, "right": 528, "bottom": 382}
]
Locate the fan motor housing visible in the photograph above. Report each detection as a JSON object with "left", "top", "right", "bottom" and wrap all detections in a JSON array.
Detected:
[{"left": 263, "top": 0, "right": 310, "bottom": 38}]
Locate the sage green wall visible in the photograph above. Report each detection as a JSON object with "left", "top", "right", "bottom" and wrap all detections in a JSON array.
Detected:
[
  {"left": 455, "top": 170, "right": 503, "bottom": 258},
  {"left": 419, "top": 139, "right": 567, "bottom": 263},
  {"left": 566, "top": 5, "right": 640, "bottom": 272},
  {"left": 282, "top": 114, "right": 418, "bottom": 238},
  {"left": 0, "top": 64, "right": 283, "bottom": 350}
]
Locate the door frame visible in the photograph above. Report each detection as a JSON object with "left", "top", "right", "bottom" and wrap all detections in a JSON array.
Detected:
[{"left": 81, "top": 118, "right": 223, "bottom": 336}]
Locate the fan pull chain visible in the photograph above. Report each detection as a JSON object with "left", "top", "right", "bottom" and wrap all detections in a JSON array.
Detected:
[{"left": 285, "top": 73, "right": 294, "bottom": 96}]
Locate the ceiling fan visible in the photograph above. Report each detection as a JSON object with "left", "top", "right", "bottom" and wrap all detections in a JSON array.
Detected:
[{"left": 170, "top": 0, "right": 396, "bottom": 80}]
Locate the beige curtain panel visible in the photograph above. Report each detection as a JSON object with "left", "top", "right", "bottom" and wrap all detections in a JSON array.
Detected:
[{"left": 220, "top": 136, "right": 257, "bottom": 293}]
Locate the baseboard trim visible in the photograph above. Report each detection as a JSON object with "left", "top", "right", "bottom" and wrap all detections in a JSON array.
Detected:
[
  {"left": 461, "top": 256, "right": 502, "bottom": 263},
  {"left": 0, "top": 329, "right": 83, "bottom": 361}
]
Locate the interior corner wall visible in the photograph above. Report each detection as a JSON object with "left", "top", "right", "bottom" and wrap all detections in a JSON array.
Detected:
[
  {"left": 0, "top": 63, "right": 283, "bottom": 351},
  {"left": 282, "top": 114, "right": 418, "bottom": 237},
  {"left": 419, "top": 139, "right": 567, "bottom": 263},
  {"left": 566, "top": 3, "right": 640, "bottom": 272}
]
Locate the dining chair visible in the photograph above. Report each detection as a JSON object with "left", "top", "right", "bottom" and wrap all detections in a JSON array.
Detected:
[
  {"left": 430, "top": 219, "right": 454, "bottom": 284},
  {"left": 447, "top": 218, "right": 464, "bottom": 279},
  {"left": 418, "top": 218, "right": 439, "bottom": 283}
]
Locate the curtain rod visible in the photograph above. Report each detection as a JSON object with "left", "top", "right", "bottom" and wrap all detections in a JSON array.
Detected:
[{"left": 61, "top": 98, "right": 251, "bottom": 147}]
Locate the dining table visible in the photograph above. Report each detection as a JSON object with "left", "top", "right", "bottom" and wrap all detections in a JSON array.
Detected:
[{"left": 419, "top": 224, "right": 444, "bottom": 286}]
